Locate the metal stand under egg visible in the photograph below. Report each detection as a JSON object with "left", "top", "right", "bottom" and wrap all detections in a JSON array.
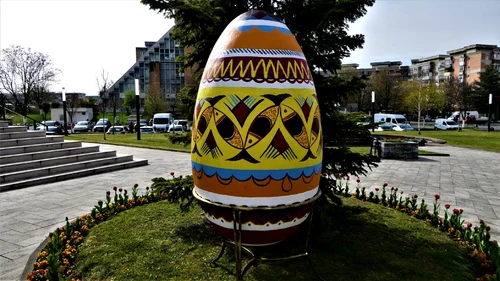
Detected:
[{"left": 193, "top": 190, "right": 325, "bottom": 281}]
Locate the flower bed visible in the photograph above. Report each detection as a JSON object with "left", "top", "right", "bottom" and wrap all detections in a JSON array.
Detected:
[
  {"left": 26, "top": 173, "right": 191, "bottom": 281},
  {"left": 332, "top": 174, "right": 499, "bottom": 281},
  {"left": 27, "top": 173, "right": 499, "bottom": 281}
]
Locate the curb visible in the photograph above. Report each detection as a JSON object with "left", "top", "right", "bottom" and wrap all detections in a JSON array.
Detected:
[{"left": 22, "top": 235, "right": 51, "bottom": 280}]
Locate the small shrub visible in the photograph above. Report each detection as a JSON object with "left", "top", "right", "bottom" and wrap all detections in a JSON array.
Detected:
[{"left": 165, "top": 132, "right": 191, "bottom": 146}]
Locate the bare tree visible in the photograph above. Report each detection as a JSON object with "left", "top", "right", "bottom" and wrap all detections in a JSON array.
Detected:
[
  {"left": 442, "top": 77, "right": 474, "bottom": 125},
  {"left": 95, "top": 69, "right": 114, "bottom": 111},
  {"left": 31, "top": 82, "right": 54, "bottom": 112},
  {"left": 0, "top": 45, "right": 60, "bottom": 115},
  {"left": 370, "top": 70, "right": 404, "bottom": 113},
  {"left": 66, "top": 93, "right": 80, "bottom": 126}
]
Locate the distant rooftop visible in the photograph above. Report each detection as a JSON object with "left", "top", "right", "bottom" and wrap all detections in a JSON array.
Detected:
[
  {"left": 411, "top": 54, "right": 449, "bottom": 64},
  {"left": 447, "top": 44, "right": 499, "bottom": 55},
  {"left": 370, "top": 61, "right": 402, "bottom": 66}
]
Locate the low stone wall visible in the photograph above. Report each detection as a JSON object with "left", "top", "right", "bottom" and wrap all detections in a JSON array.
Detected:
[{"left": 380, "top": 141, "right": 418, "bottom": 159}]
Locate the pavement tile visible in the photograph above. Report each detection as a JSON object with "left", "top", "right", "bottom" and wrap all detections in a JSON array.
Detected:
[
  {"left": 0, "top": 240, "right": 21, "bottom": 256},
  {"left": 2, "top": 221, "right": 40, "bottom": 233}
]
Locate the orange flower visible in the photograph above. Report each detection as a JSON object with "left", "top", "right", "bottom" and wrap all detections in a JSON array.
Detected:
[{"left": 81, "top": 225, "right": 89, "bottom": 234}]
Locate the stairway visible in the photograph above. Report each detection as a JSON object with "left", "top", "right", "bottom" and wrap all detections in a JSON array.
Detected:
[{"left": 0, "top": 120, "right": 148, "bottom": 192}]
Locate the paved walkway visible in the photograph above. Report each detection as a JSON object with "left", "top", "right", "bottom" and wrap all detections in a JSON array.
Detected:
[
  {"left": 0, "top": 143, "right": 499, "bottom": 281},
  {"left": 358, "top": 145, "right": 500, "bottom": 240}
]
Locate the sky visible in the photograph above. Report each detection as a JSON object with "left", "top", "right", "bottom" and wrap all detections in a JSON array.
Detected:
[{"left": 1, "top": 0, "right": 500, "bottom": 96}]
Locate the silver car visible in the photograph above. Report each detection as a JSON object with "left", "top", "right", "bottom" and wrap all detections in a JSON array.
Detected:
[{"left": 72, "top": 121, "right": 92, "bottom": 133}]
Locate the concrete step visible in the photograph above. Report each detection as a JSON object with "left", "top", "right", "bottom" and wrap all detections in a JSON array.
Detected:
[
  {"left": 0, "top": 155, "right": 135, "bottom": 184},
  {"left": 0, "top": 130, "right": 46, "bottom": 140},
  {"left": 0, "top": 136, "right": 64, "bottom": 147},
  {"left": 0, "top": 158, "right": 149, "bottom": 192},
  {"left": 0, "top": 141, "right": 82, "bottom": 156},
  {"left": 0, "top": 146, "right": 100, "bottom": 165},
  {"left": 0, "top": 121, "right": 8, "bottom": 127},
  {"left": 0, "top": 151, "right": 118, "bottom": 173},
  {"left": 0, "top": 126, "right": 27, "bottom": 133}
]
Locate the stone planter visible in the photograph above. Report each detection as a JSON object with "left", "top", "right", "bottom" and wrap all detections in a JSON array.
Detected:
[{"left": 379, "top": 141, "right": 418, "bottom": 159}]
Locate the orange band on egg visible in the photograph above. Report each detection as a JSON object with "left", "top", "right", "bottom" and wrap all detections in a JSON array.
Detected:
[
  {"left": 192, "top": 168, "right": 320, "bottom": 198},
  {"left": 220, "top": 28, "right": 302, "bottom": 52}
]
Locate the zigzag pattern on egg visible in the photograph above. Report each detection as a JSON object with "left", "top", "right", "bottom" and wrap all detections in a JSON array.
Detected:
[{"left": 201, "top": 57, "right": 314, "bottom": 85}]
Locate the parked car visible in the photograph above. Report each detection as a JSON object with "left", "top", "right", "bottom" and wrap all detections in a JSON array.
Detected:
[
  {"left": 106, "top": 126, "right": 130, "bottom": 134},
  {"left": 140, "top": 126, "right": 156, "bottom": 134},
  {"left": 424, "top": 115, "right": 432, "bottom": 122},
  {"left": 394, "top": 123, "right": 414, "bottom": 131},
  {"left": 93, "top": 119, "right": 111, "bottom": 132},
  {"left": 167, "top": 124, "right": 186, "bottom": 134},
  {"left": 375, "top": 124, "right": 396, "bottom": 131},
  {"left": 174, "top": 119, "right": 189, "bottom": 131},
  {"left": 72, "top": 121, "right": 93, "bottom": 133},
  {"left": 39, "top": 126, "right": 64, "bottom": 135},
  {"left": 37, "top": 120, "right": 60, "bottom": 130}
]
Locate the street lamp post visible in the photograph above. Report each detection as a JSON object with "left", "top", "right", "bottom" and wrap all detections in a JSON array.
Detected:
[
  {"left": 102, "top": 97, "right": 107, "bottom": 140},
  {"left": 488, "top": 93, "right": 492, "bottom": 132},
  {"left": 371, "top": 91, "right": 375, "bottom": 132},
  {"left": 62, "top": 87, "right": 68, "bottom": 136},
  {"left": 135, "top": 79, "right": 141, "bottom": 141}
]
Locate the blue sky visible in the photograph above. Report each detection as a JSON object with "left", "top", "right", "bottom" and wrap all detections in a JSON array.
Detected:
[
  {"left": 1, "top": 0, "right": 499, "bottom": 95},
  {"left": 344, "top": 0, "right": 500, "bottom": 67}
]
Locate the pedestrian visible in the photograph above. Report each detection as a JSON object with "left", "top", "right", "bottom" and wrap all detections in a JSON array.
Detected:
[{"left": 129, "top": 122, "right": 134, "bottom": 133}]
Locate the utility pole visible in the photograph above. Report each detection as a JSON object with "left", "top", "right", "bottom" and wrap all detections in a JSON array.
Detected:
[
  {"left": 371, "top": 91, "right": 375, "bottom": 132},
  {"left": 417, "top": 82, "right": 421, "bottom": 135}
]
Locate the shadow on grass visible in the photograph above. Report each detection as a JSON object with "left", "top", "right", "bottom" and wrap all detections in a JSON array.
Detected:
[
  {"left": 178, "top": 201, "right": 474, "bottom": 281},
  {"left": 76, "top": 199, "right": 475, "bottom": 281}
]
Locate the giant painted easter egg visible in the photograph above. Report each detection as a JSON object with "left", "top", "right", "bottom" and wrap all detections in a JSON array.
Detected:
[{"left": 191, "top": 10, "right": 322, "bottom": 246}]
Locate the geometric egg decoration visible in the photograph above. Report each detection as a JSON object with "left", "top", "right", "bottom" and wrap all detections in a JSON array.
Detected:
[{"left": 191, "top": 10, "right": 322, "bottom": 246}]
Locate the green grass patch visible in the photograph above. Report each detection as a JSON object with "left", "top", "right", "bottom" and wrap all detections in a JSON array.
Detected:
[
  {"left": 66, "top": 133, "right": 190, "bottom": 152},
  {"left": 7, "top": 113, "right": 50, "bottom": 125},
  {"left": 75, "top": 197, "right": 475, "bottom": 281},
  {"left": 373, "top": 129, "right": 500, "bottom": 152}
]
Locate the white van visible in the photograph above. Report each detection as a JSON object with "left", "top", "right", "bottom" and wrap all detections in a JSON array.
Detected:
[
  {"left": 448, "top": 111, "right": 479, "bottom": 122},
  {"left": 374, "top": 113, "right": 413, "bottom": 131},
  {"left": 152, "top": 113, "right": 173, "bottom": 132},
  {"left": 435, "top": 119, "right": 459, "bottom": 130}
]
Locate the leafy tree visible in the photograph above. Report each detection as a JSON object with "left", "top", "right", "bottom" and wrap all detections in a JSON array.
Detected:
[
  {"left": 144, "top": 87, "right": 167, "bottom": 117},
  {"left": 474, "top": 66, "right": 500, "bottom": 115},
  {"left": 0, "top": 45, "right": 60, "bottom": 115},
  {"left": 403, "top": 81, "right": 444, "bottom": 119},
  {"left": 123, "top": 89, "right": 136, "bottom": 113},
  {"left": 142, "top": 0, "right": 379, "bottom": 212}
]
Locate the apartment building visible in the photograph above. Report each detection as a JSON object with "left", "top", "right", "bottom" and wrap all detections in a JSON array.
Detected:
[
  {"left": 107, "top": 26, "right": 186, "bottom": 104},
  {"left": 339, "top": 61, "right": 410, "bottom": 80},
  {"left": 446, "top": 44, "right": 500, "bottom": 84},
  {"left": 409, "top": 55, "right": 452, "bottom": 84}
]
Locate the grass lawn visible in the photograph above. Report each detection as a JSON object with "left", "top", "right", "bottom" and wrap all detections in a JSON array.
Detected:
[
  {"left": 75, "top": 197, "right": 475, "bottom": 281},
  {"left": 7, "top": 113, "right": 51, "bottom": 125},
  {"left": 65, "top": 133, "right": 190, "bottom": 152},
  {"left": 373, "top": 129, "right": 500, "bottom": 152}
]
